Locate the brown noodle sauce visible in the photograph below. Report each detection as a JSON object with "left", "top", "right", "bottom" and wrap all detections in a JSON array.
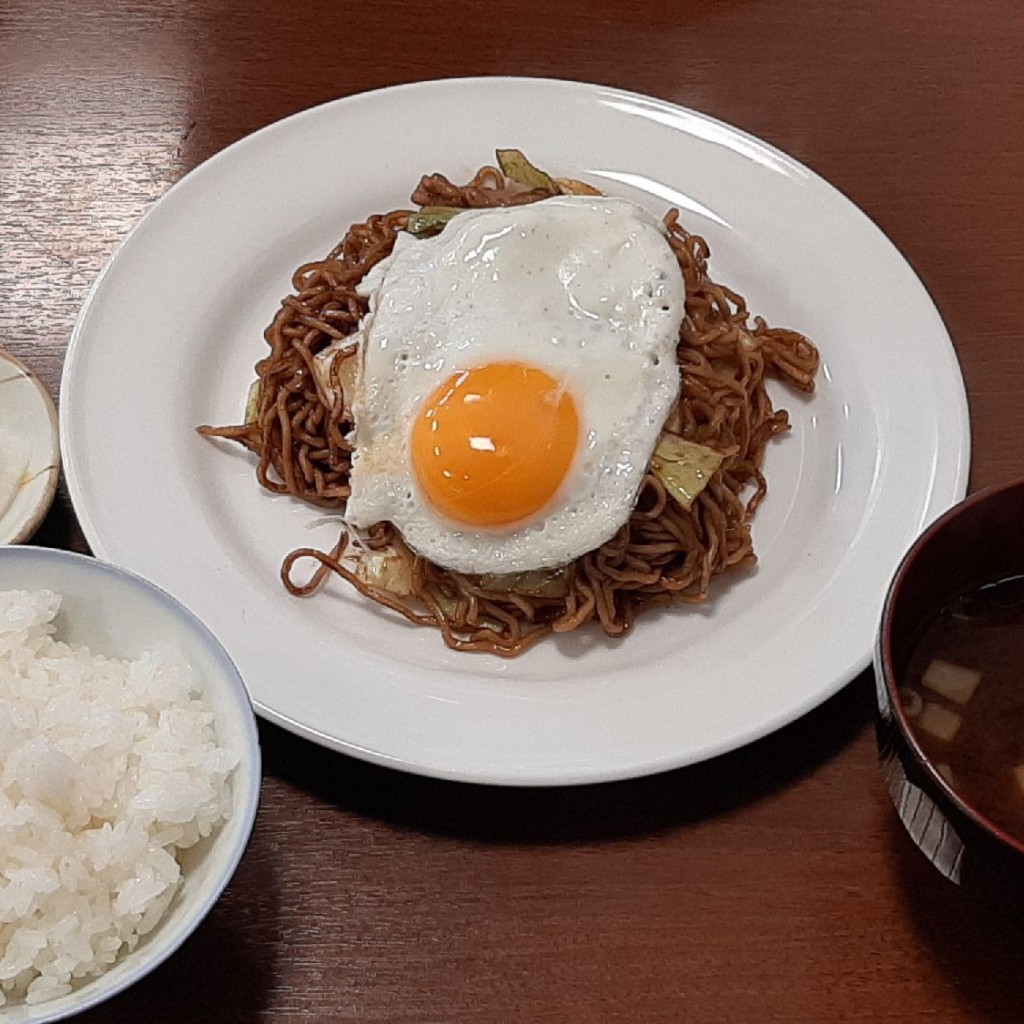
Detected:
[{"left": 198, "top": 165, "right": 820, "bottom": 655}]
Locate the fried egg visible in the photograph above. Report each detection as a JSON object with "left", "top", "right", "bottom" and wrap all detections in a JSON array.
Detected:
[{"left": 338, "top": 194, "right": 686, "bottom": 574}]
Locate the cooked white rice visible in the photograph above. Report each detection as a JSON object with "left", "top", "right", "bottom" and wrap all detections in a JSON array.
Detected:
[{"left": 0, "top": 589, "right": 238, "bottom": 1007}]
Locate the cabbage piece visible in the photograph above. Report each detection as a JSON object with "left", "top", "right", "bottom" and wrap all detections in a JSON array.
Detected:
[
  {"left": 495, "top": 149, "right": 557, "bottom": 192},
  {"left": 244, "top": 380, "right": 261, "bottom": 424},
  {"left": 406, "top": 206, "right": 462, "bottom": 238},
  {"left": 434, "top": 591, "right": 460, "bottom": 619},
  {"left": 357, "top": 546, "right": 518, "bottom": 632},
  {"left": 650, "top": 434, "right": 724, "bottom": 510},
  {"left": 312, "top": 342, "right": 358, "bottom": 409},
  {"left": 434, "top": 590, "right": 505, "bottom": 633},
  {"left": 476, "top": 568, "right": 569, "bottom": 598},
  {"left": 554, "top": 177, "right": 602, "bottom": 196},
  {"left": 354, "top": 547, "right": 414, "bottom": 597},
  {"left": 354, "top": 547, "right": 469, "bottom": 623}
]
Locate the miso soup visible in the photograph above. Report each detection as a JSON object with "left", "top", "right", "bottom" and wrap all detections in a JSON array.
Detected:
[{"left": 901, "top": 574, "right": 1024, "bottom": 844}]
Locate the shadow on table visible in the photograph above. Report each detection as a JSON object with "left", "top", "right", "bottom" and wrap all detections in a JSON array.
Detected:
[
  {"left": 30, "top": 488, "right": 91, "bottom": 554},
  {"left": 886, "top": 819, "right": 1024, "bottom": 1023},
  {"left": 77, "top": 812, "right": 280, "bottom": 1023},
  {"left": 260, "top": 667, "right": 875, "bottom": 844}
]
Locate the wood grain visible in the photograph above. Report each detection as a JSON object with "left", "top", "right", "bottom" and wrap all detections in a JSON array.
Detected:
[{"left": 3, "top": 0, "right": 1023, "bottom": 1019}]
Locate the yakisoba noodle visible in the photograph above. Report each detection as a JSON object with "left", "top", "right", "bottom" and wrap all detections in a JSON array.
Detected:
[{"left": 199, "top": 163, "right": 819, "bottom": 656}]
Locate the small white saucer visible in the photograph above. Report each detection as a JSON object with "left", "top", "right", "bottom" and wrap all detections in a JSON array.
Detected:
[{"left": 0, "top": 348, "right": 60, "bottom": 544}]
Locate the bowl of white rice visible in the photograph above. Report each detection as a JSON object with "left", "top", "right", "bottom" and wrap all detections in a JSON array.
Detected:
[{"left": 0, "top": 545, "right": 261, "bottom": 1022}]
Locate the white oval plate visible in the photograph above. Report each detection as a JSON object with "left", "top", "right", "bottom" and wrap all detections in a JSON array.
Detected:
[
  {"left": 61, "top": 78, "right": 970, "bottom": 785},
  {"left": 0, "top": 348, "right": 59, "bottom": 544}
]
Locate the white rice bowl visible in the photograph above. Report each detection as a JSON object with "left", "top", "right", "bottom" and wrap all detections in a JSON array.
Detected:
[{"left": 0, "top": 548, "right": 260, "bottom": 1023}]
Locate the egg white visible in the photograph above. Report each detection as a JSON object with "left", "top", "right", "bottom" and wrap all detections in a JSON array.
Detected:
[{"left": 339, "top": 194, "right": 686, "bottom": 574}]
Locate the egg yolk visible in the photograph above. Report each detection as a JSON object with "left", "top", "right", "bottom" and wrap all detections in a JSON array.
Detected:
[{"left": 410, "top": 362, "right": 580, "bottom": 528}]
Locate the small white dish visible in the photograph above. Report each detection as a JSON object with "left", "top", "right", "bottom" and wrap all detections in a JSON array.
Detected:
[
  {"left": 0, "top": 545, "right": 261, "bottom": 1023},
  {"left": 0, "top": 348, "right": 60, "bottom": 544}
]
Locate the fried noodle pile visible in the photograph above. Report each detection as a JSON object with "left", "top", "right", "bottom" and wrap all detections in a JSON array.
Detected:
[{"left": 199, "top": 163, "right": 819, "bottom": 655}]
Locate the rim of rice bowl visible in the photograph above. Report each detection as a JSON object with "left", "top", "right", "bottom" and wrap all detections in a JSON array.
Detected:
[{"left": 0, "top": 546, "right": 261, "bottom": 1023}]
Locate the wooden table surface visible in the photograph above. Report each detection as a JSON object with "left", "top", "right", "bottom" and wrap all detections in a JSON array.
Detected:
[{"left": 3, "top": 0, "right": 1023, "bottom": 1020}]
